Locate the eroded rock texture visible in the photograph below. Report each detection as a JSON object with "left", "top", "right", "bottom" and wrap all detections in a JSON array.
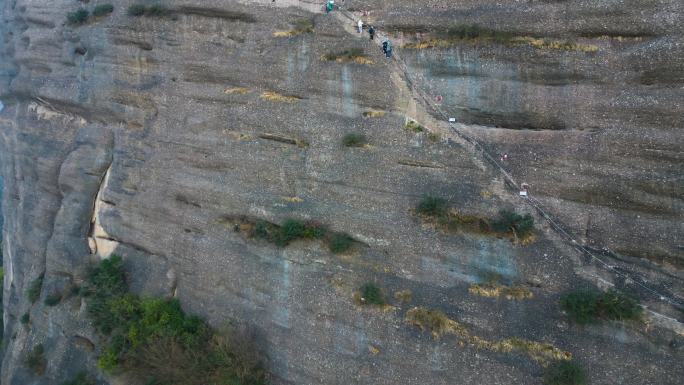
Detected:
[{"left": 0, "top": 1, "right": 682, "bottom": 384}]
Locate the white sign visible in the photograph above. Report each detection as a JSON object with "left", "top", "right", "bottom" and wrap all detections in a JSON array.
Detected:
[{"left": 448, "top": 118, "right": 455, "bottom": 122}]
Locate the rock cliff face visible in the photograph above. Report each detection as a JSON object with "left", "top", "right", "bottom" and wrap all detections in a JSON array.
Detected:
[{"left": 0, "top": 1, "right": 682, "bottom": 384}]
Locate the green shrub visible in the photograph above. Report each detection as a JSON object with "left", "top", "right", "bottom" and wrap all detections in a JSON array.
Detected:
[
  {"left": 128, "top": 4, "right": 146, "bottom": 16},
  {"left": 273, "top": 219, "right": 306, "bottom": 246},
  {"left": 27, "top": 274, "right": 44, "bottom": 303},
  {"left": 93, "top": 4, "right": 114, "bottom": 17},
  {"left": 490, "top": 209, "right": 534, "bottom": 236},
  {"left": 60, "top": 372, "right": 95, "bottom": 385},
  {"left": 359, "top": 283, "right": 384, "bottom": 305},
  {"left": 67, "top": 8, "right": 89, "bottom": 25},
  {"left": 329, "top": 233, "right": 353, "bottom": 254},
  {"left": 85, "top": 257, "right": 266, "bottom": 384},
  {"left": 598, "top": 289, "right": 642, "bottom": 321},
  {"left": 25, "top": 344, "right": 46, "bottom": 375},
  {"left": 20, "top": 313, "right": 30, "bottom": 325},
  {"left": 253, "top": 220, "right": 269, "bottom": 239},
  {"left": 416, "top": 196, "right": 448, "bottom": 217},
  {"left": 543, "top": 361, "right": 587, "bottom": 385},
  {"left": 560, "top": 289, "right": 641, "bottom": 324},
  {"left": 44, "top": 292, "right": 62, "bottom": 306},
  {"left": 342, "top": 133, "right": 367, "bottom": 147},
  {"left": 405, "top": 120, "right": 424, "bottom": 132}
]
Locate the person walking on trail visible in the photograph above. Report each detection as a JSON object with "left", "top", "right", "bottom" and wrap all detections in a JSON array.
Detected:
[
  {"left": 368, "top": 25, "right": 375, "bottom": 40},
  {"left": 357, "top": 19, "right": 363, "bottom": 33},
  {"left": 325, "top": 0, "right": 334, "bottom": 14},
  {"left": 382, "top": 39, "right": 392, "bottom": 58}
]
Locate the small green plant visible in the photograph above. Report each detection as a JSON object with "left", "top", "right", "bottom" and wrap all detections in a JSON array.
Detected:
[
  {"left": 67, "top": 8, "right": 89, "bottom": 25},
  {"left": 359, "top": 283, "right": 384, "bottom": 305},
  {"left": 405, "top": 120, "right": 424, "bottom": 132},
  {"left": 416, "top": 196, "right": 448, "bottom": 217},
  {"left": 329, "top": 233, "right": 353, "bottom": 254},
  {"left": 127, "top": 4, "right": 146, "bottom": 16},
  {"left": 60, "top": 372, "right": 95, "bottom": 385},
  {"left": 92, "top": 4, "right": 114, "bottom": 17},
  {"left": 25, "top": 343, "right": 46, "bottom": 375},
  {"left": 560, "top": 289, "right": 641, "bottom": 324},
  {"left": 27, "top": 274, "right": 44, "bottom": 303},
  {"left": 44, "top": 292, "right": 62, "bottom": 306},
  {"left": 490, "top": 209, "right": 534, "bottom": 236},
  {"left": 342, "top": 133, "right": 367, "bottom": 147},
  {"left": 543, "top": 360, "right": 587, "bottom": 385},
  {"left": 20, "top": 313, "right": 30, "bottom": 325}
]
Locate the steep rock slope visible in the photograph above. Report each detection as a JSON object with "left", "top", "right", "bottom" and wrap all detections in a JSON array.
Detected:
[{"left": 0, "top": 1, "right": 682, "bottom": 385}]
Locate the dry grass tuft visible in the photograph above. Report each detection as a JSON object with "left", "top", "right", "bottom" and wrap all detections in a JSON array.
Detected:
[
  {"left": 224, "top": 87, "right": 250, "bottom": 94},
  {"left": 321, "top": 49, "right": 373, "bottom": 65},
  {"left": 469, "top": 283, "right": 533, "bottom": 300},
  {"left": 394, "top": 289, "right": 412, "bottom": 303},
  {"left": 260, "top": 91, "right": 301, "bottom": 103},
  {"left": 362, "top": 110, "right": 385, "bottom": 118},
  {"left": 405, "top": 306, "right": 571, "bottom": 365}
]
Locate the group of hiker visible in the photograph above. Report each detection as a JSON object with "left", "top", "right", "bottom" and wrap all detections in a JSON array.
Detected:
[{"left": 326, "top": 1, "right": 392, "bottom": 58}]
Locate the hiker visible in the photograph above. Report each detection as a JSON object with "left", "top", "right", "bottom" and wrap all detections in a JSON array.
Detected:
[
  {"left": 382, "top": 39, "right": 392, "bottom": 58},
  {"left": 357, "top": 19, "right": 363, "bottom": 33},
  {"left": 368, "top": 25, "right": 375, "bottom": 40},
  {"left": 325, "top": 0, "right": 334, "bottom": 13}
]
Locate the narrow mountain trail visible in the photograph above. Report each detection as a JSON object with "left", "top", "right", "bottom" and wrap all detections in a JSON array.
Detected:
[{"left": 246, "top": 0, "right": 684, "bottom": 326}]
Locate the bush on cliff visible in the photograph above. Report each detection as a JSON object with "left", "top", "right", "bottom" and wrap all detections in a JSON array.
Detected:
[
  {"left": 67, "top": 9, "right": 89, "bottom": 25},
  {"left": 543, "top": 360, "right": 587, "bottom": 385},
  {"left": 84, "top": 255, "right": 266, "bottom": 385},
  {"left": 560, "top": 289, "right": 641, "bottom": 324},
  {"left": 26, "top": 274, "right": 44, "bottom": 303}
]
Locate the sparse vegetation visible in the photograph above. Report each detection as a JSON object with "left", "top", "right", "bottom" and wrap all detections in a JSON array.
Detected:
[
  {"left": 25, "top": 343, "right": 46, "bottom": 375},
  {"left": 322, "top": 48, "right": 373, "bottom": 65},
  {"left": 273, "top": 19, "right": 314, "bottom": 37},
  {"left": 403, "top": 24, "right": 598, "bottom": 52},
  {"left": 250, "top": 218, "right": 355, "bottom": 254},
  {"left": 128, "top": 3, "right": 167, "bottom": 17},
  {"left": 358, "top": 283, "right": 385, "bottom": 306},
  {"left": 60, "top": 372, "right": 96, "bottom": 385},
  {"left": 20, "top": 313, "right": 30, "bottom": 325},
  {"left": 469, "top": 282, "right": 533, "bottom": 300},
  {"left": 260, "top": 91, "right": 300, "bottom": 103},
  {"left": 44, "top": 292, "right": 62, "bottom": 306},
  {"left": 405, "top": 307, "right": 459, "bottom": 338},
  {"left": 427, "top": 132, "right": 440, "bottom": 142},
  {"left": 560, "top": 289, "right": 641, "bottom": 324},
  {"left": 328, "top": 233, "right": 353, "bottom": 254},
  {"left": 67, "top": 8, "right": 89, "bottom": 25},
  {"left": 543, "top": 361, "right": 587, "bottom": 385},
  {"left": 27, "top": 274, "right": 44, "bottom": 303},
  {"left": 416, "top": 196, "right": 448, "bottom": 217},
  {"left": 362, "top": 110, "right": 385, "bottom": 118},
  {"left": 405, "top": 120, "right": 424, "bottom": 132},
  {"left": 490, "top": 209, "right": 534, "bottom": 237},
  {"left": 342, "top": 133, "right": 367, "bottom": 147},
  {"left": 394, "top": 289, "right": 412, "bottom": 303},
  {"left": 93, "top": 4, "right": 114, "bottom": 17},
  {"left": 414, "top": 198, "right": 535, "bottom": 242},
  {"left": 84, "top": 256, "right": 266, "bottom": 385}
]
